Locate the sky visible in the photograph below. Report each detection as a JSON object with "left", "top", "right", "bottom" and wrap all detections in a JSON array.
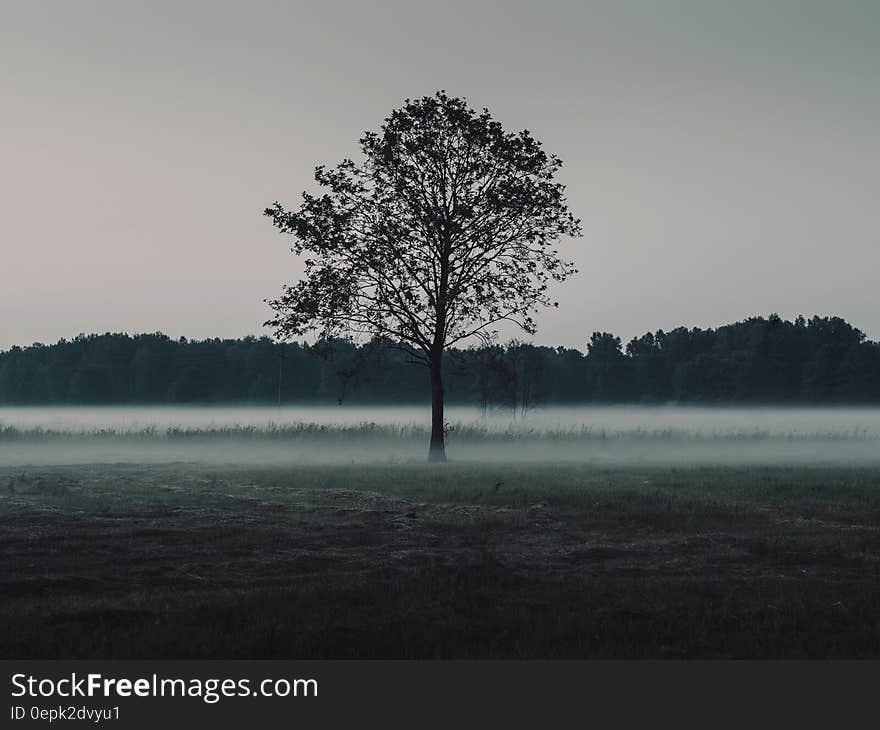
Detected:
[{"left": 2, "top": 0, "right": 878, "bottom": 351}]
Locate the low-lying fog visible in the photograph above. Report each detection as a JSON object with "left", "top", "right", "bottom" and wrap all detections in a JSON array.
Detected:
[
  {"left": 4, "top": 405, "right": 880, "bottom": 437},
  {"left": 1, "top": 405, "right": 879, "bottom": 467}
]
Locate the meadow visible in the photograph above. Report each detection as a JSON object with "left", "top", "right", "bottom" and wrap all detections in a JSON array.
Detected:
[
  {"left": 3, "top": 425, "right": 880, "bottom": 657},
  {"left": 3, "top": 406, "right": 879, "bottom": 658}
]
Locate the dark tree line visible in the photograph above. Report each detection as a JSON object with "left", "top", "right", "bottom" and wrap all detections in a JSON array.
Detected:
[{"left": 0, "top": 315, "right": 878, "bottom": 406}]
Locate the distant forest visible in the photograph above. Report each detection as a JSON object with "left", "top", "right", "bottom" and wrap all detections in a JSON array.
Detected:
[{"left": 1, "top": 315, "right": 879, "bottom": 407}]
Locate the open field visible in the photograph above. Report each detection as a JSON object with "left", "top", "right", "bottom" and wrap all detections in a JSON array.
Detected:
[{"left": 3, "top": 460, "right": 880, "bottom": 658}]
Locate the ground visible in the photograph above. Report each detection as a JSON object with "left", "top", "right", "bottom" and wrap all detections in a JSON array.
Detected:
[{"left": 2, "top": 462, "right": 879, "bottom": 658}]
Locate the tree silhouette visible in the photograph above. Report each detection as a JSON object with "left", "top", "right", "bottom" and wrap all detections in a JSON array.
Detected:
[{"left": 264, "top": 91, "right": 582, "bottom": 461}]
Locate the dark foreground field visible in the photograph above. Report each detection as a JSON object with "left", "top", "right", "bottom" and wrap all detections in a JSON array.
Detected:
[{"left": 2, "top": 462, "right": 879, "bottom": 658}]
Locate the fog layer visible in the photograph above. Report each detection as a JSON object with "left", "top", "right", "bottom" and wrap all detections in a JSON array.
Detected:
[{"left": 1, "top": 406, "right": 879, "bottom": 468}]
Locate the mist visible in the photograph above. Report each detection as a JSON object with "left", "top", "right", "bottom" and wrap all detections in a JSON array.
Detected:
[{"left": 3, "top": 405, "right": 879, "bottom": 468}]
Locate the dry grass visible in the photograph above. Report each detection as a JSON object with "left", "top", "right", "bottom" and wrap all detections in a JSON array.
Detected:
[{"left": 2, "top": 462, "right": 880, "bottom": 658}]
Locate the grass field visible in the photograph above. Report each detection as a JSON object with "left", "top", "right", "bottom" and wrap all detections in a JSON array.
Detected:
[{"left": 3, "top": 460, "right": 880, "bottom": 658}]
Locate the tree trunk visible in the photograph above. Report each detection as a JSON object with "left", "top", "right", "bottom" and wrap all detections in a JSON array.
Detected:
[{"left": 428, "top": 353, "right": 446, "bottom": 463}]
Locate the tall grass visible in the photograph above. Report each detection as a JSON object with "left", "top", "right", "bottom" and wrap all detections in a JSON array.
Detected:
[{"left": 1, "top": 421, "right": 877, "bottom": 443}]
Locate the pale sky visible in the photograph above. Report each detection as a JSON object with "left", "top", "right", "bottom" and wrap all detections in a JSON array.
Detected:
[{"left": 2, "top": 0, "right": 878, "bottom": 351}]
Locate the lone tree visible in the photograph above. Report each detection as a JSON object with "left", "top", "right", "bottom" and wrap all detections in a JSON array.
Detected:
[{"left": 265, "top": 91, "right": 581, "bottom": 461}]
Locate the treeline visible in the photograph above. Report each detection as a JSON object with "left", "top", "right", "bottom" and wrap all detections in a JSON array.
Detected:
[{"left": 1, "top": 315, "right": 879, "bottom": 405}]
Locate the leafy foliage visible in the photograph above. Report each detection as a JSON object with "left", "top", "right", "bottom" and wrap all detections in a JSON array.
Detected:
[{"left": 264, "top": 91, "right": 581, "bottom": 361}]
